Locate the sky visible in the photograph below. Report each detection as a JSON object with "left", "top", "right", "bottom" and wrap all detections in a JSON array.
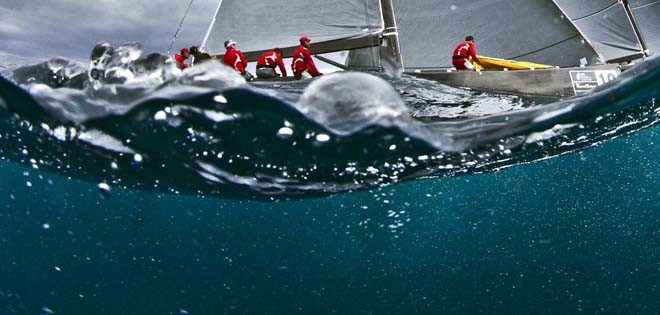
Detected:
[
  {"left": 0, "top": 0, "right": 343, "bottom": 72},
  {"left": 0, "top": 0, "right": 224, "bottom": 60}
]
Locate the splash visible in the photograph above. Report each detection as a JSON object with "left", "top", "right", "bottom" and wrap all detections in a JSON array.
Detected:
[{"left": 0, "top": 44, "right": 658, "bottom": 198}]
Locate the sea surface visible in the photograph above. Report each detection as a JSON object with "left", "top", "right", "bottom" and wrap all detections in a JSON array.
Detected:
[{"left": 0, "top": 45, "right": 658, "bottom": 314}]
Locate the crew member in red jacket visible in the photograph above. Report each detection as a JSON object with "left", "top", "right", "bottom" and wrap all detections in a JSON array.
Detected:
[
  {"left": 291, "top": 36, "right": 322, "bottom": 80},
  {"left": 223, "top": 40, "right": 253, "bottom": 80},
  {"left": 256, "top": 48, "right": 287, "bottom": 79},
  {"left": 174, "top": 48, "right": 190, "bottom": 70},
  {"left": 452, "top": 35, "right": 481, "bottom": 71}
]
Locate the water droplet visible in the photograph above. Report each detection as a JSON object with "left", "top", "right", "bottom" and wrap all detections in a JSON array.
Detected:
[
  {"left": 154, "top": 110, "right": 167, "bottom": 120},
  {"left": 315, "top": 134, "right": 330, "bottom": 142},
  {"left": 277, "top": 127, "right": 294, "bottom": 137},
  {"left": 214, "top": 94, "right": 228, "bottom": 104}
]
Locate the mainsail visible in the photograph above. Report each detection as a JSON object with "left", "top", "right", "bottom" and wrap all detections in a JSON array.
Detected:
[
  {"left": 200, "top": 0, "right": 653, "bottom": 71},
  {"left": 627, "top": 0, "right": 660, "bottom": 55},
  {"left": 552, "top": 0, "right": 644, "bottom": 62},
  {"left": 392, "top": 0, "right": 601, "bottom": 69},
  {"left": 201, "top": 0, "right": 384, "bottom": 60}
]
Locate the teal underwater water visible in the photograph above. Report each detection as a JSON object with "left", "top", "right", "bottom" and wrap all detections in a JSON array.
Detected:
[
  {"left": 0, "top": 46, "right": 659, "bottom": 314},
  {"left": 1, "top": 122, "right": 658, "bottom": 314}
]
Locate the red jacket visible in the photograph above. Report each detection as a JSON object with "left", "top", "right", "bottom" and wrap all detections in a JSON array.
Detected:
[
  {"left": 452, "top": 41, "right": 480, "bottom": 63},
  {"left": 257, "top": 51, "right": 287, "bottom": 77},
  {"left": 291, "top": 45, "right": 321, "bottom": 78},
  {"left": 223, "top": 47, "right": 248, "bottom": 73},
  {"left": 174, "top": 53, "right": 188, "bottom": 70}
]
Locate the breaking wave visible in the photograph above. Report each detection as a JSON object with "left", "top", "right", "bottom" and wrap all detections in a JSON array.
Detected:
[{"left": 0, "top": 43, "right": 658, "bottom": 199}]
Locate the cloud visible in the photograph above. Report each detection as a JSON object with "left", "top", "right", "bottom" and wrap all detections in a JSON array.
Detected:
[{"left": 0, "top": 0, "right": 218, "bottom": 60}]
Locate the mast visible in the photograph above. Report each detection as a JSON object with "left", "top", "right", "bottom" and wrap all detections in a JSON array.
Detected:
[
  {"left": 200, "top": 0, "right": 224, "bottom": 50},
  {"left": 379, "top": 0, "right": 403, "bottom": 69}
]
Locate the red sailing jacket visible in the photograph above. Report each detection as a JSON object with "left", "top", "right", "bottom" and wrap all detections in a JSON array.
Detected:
[
  {"left": 257, "top": 51, "right": 287, "bottom": 77},
  {"left": 291, "top": 45, "right": 321, "bottom": 78},
  {"left": 174, "top": 53, "right": 188, "bottom": 70},
  {"left": 223, "top": 47, "right": 248, "bottom": 73},
  {"left": 452, "top": 41, "right": 480, "bottom": 64}
]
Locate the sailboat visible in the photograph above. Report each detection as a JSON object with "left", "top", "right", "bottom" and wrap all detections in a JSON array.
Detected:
[{"left": 198, "top": 0, "right": 658, "bottom": 97}]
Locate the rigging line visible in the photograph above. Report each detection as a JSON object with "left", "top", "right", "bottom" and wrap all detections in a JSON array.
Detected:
[
  {"left": 167, "top": 0, "right": 196, "bottom": 55},
  {"left": 510, "top": 34, "right": 582, "bottom": 60},
  {"left": 572, "top": 2, "right": 618, "bottom": 21}
]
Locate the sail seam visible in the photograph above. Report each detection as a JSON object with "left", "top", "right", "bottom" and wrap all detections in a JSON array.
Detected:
[
  {"left": 572, "top": 2, "right": 618, "bottom": 21},
  {"left": 629, "top": 0, "right": 659, "bottom": 9}
]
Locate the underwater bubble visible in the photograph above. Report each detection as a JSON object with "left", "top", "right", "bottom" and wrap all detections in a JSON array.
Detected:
[
  {"left": 42, "top": 223, "right": 50, "bottom": 230},
  {"left": 97, "top": 183, "right": 112, "bottom": 198},
  {"left": 133, "top": 154, "right": 143, "bottom": 162}
]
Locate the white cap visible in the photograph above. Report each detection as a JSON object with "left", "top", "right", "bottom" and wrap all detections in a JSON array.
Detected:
[{"left": 224, "top": 40, "right": 237, "bottom": 48}]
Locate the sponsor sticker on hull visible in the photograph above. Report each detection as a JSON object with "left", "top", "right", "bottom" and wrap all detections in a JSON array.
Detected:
[{"left": 570, "top": 70, "right": 619, "bottom": 96}]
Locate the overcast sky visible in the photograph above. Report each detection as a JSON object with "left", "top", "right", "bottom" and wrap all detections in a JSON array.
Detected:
[{"left": 0, "top": 0, "right": 219, "bottom": 61}]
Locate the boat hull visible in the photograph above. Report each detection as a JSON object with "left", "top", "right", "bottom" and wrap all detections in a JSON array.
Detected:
[{"left": 406, "top": 65, "right": 620, "bottom": 97}]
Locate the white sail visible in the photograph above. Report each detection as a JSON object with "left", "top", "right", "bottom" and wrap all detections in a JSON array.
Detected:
[
  {"left": 392, "top": 0, "right": 601, "bottom": 69},
  {"left": 202, "top": 0, "right": 384, "bottom": 60},
  {"left": 552, "top": 0, "right": 644, "bottom": 62}
]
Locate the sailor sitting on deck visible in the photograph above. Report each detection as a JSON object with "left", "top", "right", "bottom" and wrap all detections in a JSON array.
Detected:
[
  {"left": 189, "top": 46, "right": 213, "bottom": 65},
  {"left": 256, "top": 48, "right": 287, "bottom": 79},
  {"left": 174, "top": 48, "right": 190, "bottom": 70},
  {"left": 292, "top": 36, "right": 323, "bottom": 80},
  {"left": 452, "top": 35, "right": 481, "bottom": 71},
  {"left": 222, "top": 40, "right": 254, "bottom": 81}
]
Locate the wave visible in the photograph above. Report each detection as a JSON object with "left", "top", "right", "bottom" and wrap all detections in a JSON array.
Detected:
[{"left": 0, "top": 43, "right": 658, "bottom": 199}]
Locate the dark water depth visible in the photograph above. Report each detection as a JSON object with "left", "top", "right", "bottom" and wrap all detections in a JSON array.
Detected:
[{"left": 1, "top": 124, "right": 658, "bottom": 314}]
